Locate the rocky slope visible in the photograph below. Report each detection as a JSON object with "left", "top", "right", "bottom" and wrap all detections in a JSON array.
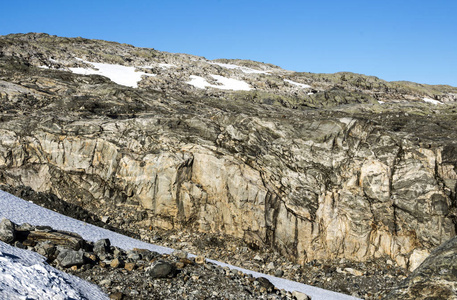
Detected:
[{"left": 1, "top": 32, "right": 457, "bottom": 299}]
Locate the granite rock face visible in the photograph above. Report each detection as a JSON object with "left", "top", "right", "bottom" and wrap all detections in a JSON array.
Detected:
[
  {"left": 384, "top": 235, "right": 457, "bottom": 299},
  {"left": 1, "top": 33, "right": 457, "bottom": 274}
]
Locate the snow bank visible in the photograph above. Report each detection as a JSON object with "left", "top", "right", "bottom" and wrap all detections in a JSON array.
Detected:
[
  {"left": 187, "top": 75, "right": 252, "bottom": 91},
  {"left": 69, "top": 60, "right": 156, "bottom": 88},
  {"left": 0, "top": 241, "right": 108, "bottom": 299},
  {"left": 423, "top": 97, "right": 443, "bottom": 105},
  {"left": 0, "top": 190, "right": 359, "bottom": 300}
]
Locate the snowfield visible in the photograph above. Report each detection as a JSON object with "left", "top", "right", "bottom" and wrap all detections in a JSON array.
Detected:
[
  {"left": 69, "top": 60, "right": 156, "bottom": 88},
  {"left": 0, "top": 190, "right": 359, "bottom": 300},
  {"left": 186, "top": 74, "right": 252, "bottom": 91},
  {"left": 0, "top": 241, "right": 108, "bottom": 299},
  {"left": 423, "top": 97, "right": 443, "bottom": 105}
]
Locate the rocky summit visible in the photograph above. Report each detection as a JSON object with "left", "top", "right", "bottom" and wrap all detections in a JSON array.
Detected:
[{"left": 1, "top": 32, "right": 457, "bottom": 299}]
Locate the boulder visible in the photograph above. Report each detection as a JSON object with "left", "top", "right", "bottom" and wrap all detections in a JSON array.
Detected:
[
  {"left": 56, "top": 249, "right": 86, "bottom": 268},
  {"left": 94, "top": 238, "right": 111, "bottom": 255},
  {"left": 172, "top": 250, "right": 188, "bottom": 259},
  {"left": 256, "top": 277, "right": 274, "bottom": 291},
  {"left": 147, "top": 260, "right": 176, "bottom": 278},
  {"left": 0, "top": 218, "right": 16, "bottom": 243},
  {"left": 25, "top": 230, "right": 86, "bottom": 250}
]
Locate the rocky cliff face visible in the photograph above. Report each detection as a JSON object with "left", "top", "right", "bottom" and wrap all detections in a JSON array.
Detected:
[{"left": 1, "top": 33, "right": 457, "bottom": 275}]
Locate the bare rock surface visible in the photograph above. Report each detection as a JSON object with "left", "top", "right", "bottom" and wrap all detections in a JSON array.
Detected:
[
  {"left": 1, "top": 32, "right": 457, "bottom": 298},
  {"left": 384, "top": 235, "right": 457, "bottom": 299}
]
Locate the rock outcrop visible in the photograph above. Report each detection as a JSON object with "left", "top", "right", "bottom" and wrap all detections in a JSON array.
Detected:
[
  {"left": 384, "top": 235, "right": 457, "bottom": 299},
  {"left": 1, "top": 33, "right": 457, "bottom": 275}
]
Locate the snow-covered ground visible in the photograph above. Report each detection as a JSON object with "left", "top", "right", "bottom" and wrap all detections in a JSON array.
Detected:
[
  {"left": 423, "top": 97, "right": 443, "bottom": 105},
  {"left": 187, "top": 74, "right": 252, "bottom": 91},
  {"left": 69, "top": 60, "right": 156, "bottom": 88},
  {"left": 0, "top": 190, "right": 359, "bottom": 300},
  {"left": 0, "top": 241, "right": 108, "bottom": 299},
  {"left": 210, "top": 62, "right": 269, "bottom": 74}
]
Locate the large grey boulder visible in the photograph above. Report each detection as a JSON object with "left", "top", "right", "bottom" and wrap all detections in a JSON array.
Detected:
[
  {"left": 147, "top": 260, "right": 176, "bottom": 278},
  {"left": 94, "top": 238, "right": 111, "bottom": 256},
  {"left": 56, "top": 249, "right": 86, "bottom": 268},
  {"left": 0, "top": 218, "right": 16, "bottom": 244}
]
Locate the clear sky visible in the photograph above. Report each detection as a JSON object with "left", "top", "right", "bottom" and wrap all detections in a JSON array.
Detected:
[{"left": 1, "top": 0, "right": 456, "bottom": 86}]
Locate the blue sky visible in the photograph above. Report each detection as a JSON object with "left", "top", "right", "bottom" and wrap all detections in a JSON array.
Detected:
[{"left": 1, "top": 0, "right": 456, "bottom": 86}]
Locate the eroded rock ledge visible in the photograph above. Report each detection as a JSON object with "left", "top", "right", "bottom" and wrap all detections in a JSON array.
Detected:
[{"left": 1, "top": 112, "right": 456, "bottom": 272}]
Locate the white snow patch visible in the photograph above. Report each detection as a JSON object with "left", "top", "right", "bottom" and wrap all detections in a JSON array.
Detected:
[
  {"left": 378, "top": 101, "right": 385, "bottom": 104},
  {"left": 0, "top": 190, "right": 360, "bottom": 300},
  {"left": 423, "top": 97, "right": 443, "bottom": 105},
  {"left": 186, "top": 75, "right": 210, "bottom": 89},
  {"left": 284, "top": 79, "right": 311, "bottom": 89},
  {"left": 210, "top": 62, "right": 269, "bottom": 74},
  {"left": 69, "top": 60, "right": 156, "bottom": 88},
  {"left": 187, "top": 75, "right": 252, "bottom": 91},
  {"left": 38, "top": 65, "right": 50, "bottom": 69},
  {"left": 0, "top": 241, "right": 108, "bottom": 299}
]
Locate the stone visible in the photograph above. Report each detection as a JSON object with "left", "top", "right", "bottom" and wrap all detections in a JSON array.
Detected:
[
  {"left": 56, "top": 249, "right": 85, "bottom": 268},
  {"left": 127, "top": 250, "right": 141, "bottom": 261},
  {"left": 35, "top": 241, "right": 56, "bottom": 258},
  {"left": 179, "top": 258, "right": 193, "bottom": 265},
  {"left": 13, "top": 241, "right": 27, "bottom": 249},
  {"left": 0, "top": 218, "right": 16, "bottom": 243},
  {"left": 344, "top": 268, "right": 364, "bottom": 276},
  {"left": 124, "top": 262, "right": 135, "bottom": 271},
  {"left": 256, "top": 277, "right": 274, "bottom": 291},
  {"left": 266, "top": 261, "right": 275, "bottom": 270},
  {"left": 94, "top": 238, "right": 111, "bottom": 255},
  {"left": 35, "top": 225, "right": 53, "bottom": 232},
  {"left": 113, "top": 247, "right": 124, "bottom": 257},
  {"left": 109, "top": 292, "right": 124, "bottom": 300},
  {"left": 110, "top": 258, "right": 123, "bottom": 268},
  {"left": 253, "top": 254, "right": 263, "bottom": 262},
  {"left": 17, "top": 223, "right": 35, "bottom": 231},
  {"left": 26, "top": 230, "right": 86, "bottom": 250},
  {"left": 274, "top": 269, "right": 284, "bottom": 277},
  {"left": 99, "top": 279, "right": 112, "bottom": 286},
  {"left": 147, "top": 260, "right": 176, "bottom": 278},
  {"left": 195, "top": 256, "right": 206, "bottom": 264},
  {"left": 172, "top": 249, "right": 188, "bottom": 259},
  {"left": 408, "top": 249, "right": 430, "bottom": 272},
  {"left": 292, "top": 291, "right": 311, "bottom": 300}
]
